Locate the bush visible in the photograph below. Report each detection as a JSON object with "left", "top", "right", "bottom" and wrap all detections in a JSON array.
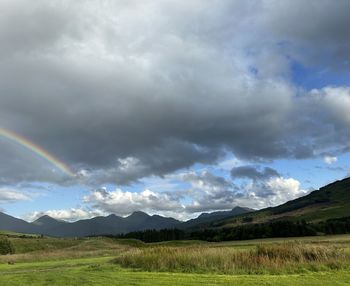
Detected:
[{"left": 0, "top": 238, "right": 15, "bottom": 255}]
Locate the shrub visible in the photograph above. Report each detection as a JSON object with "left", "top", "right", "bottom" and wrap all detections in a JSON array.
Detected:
[{"left": 0, "top": 238, "right": 15, "bottom": 255}]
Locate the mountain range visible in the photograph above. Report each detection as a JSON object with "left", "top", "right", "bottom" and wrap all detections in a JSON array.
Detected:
[
  {"left": 1, "top": 177, "right": 349, "bottom": 237},
  {"left": 0, "top": 207, "right": 251, "bottom": 237}
]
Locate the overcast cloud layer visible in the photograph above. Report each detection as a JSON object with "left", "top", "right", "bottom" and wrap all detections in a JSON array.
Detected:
[{"left": 0, "top": 0, "right": 350, "bottom": 220}]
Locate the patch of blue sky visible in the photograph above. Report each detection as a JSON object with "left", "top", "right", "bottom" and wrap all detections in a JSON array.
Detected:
[
  {"left": 290, "top": 60, "right": 350, "bottom": 90},
  {"left": 2, "top": 184, "right": 88, "bottom": 220},
  {"left": 268, "top": 155, "right": 349, "bottom": 191}
]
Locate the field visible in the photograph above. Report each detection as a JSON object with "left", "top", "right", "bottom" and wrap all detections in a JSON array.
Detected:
[{"left": 1, "top": 233, "right": 350, "bottom": 285}]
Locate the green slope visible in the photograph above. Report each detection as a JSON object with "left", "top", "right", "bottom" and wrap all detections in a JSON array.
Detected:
[{"left": 209, "top": 177, "right": 350, "bottom": 228}]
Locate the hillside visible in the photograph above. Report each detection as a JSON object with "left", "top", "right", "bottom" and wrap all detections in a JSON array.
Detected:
[
  {"left": 180, "top": 206, "right": 253, "bottom": 229},
  {"left": 209, "top": 177, "right": 350, "bottom": 229}
]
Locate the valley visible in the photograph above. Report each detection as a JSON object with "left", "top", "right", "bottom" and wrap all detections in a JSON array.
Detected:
[{"left": 1, "top": 232, "right": 350, "bottom": 285}]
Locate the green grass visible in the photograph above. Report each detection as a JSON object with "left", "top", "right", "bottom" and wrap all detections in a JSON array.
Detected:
[
  {"left": 1, "top": 261, "right": 350, "bottom": 285},
  {"left": 1, "top": 235, "right": 350, "bottom": 285},
  {"left": 0, "top": 256, "right": 112, "bottom": 272},
  {"left": 9, "top": 237, "right": 82, "bottom": 254}
]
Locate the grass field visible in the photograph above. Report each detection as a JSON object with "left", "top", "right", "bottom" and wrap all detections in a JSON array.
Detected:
[{"left": 1, "top": 233, "right": 350, "bottom": 285}]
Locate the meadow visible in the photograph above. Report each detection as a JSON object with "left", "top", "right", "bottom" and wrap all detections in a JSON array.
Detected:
[{"left": 0, "top": 233, "right": 350, "bottom": 285}]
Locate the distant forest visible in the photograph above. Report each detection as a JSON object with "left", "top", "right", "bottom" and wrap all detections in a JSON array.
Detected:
[{"left": 109, "top": 216, "right": 350, "bottom": 243}]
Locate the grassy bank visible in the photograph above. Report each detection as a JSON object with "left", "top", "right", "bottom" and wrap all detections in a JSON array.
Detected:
[{"left": 0, "top": 234, "right": 350, "bottom": 285}]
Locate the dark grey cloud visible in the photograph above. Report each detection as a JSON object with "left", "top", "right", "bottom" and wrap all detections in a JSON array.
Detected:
[
  {"left": 0, "top": 138, "right": 69, "bottom": 185},
  {"left": 0, "top": 0, "right": 349, "bottom": 186},
  {"left": 231, "top": 166, "right": 280, "bottom": 181},
  {"left": 263, "top": 0, "right": 350, "bottom": 69},
  {"left": 0, "top": 0, "right": 80, "bottom": 56}
]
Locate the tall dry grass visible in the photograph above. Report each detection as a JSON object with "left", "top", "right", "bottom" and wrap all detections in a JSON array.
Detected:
[
  {"left": 113, "top": 242, "right": 349, "bottom": 274},
  {"left": 0, "top": 238, "right": 131, "bottom": 264}
]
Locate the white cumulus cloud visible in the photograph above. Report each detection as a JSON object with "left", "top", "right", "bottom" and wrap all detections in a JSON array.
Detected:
[
  {"left": 0, "top": 188, "right": 31, "bottom": 202},
  {"left": 324, "top": 155, "right": 338, "bottom": 165}
]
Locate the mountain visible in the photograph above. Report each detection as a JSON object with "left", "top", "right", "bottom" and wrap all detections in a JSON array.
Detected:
[
  {"left": 31, "top": 215, "right": 68, "bottom": 233},
  {"left": 44, "top": 214, "right": 127, "bottom": 237},
  {"left": 0, "top": 212, "right": 33, "bottom": 233},
  {"left": 41, "top": 212, "right": 180, "bottom": 237},
  {"left": 181, "top": 206, "right": 253, "bottom": 229},
  {"left": 32, "top": 215, "right": 61, "bottom": 226},
  {"left": 125, "top": 212, "right": 180, "bottom": 231},
  {"left": 0, "top": 211, "right": 181, "bottom": 237},
  {"left": 208, "top": 177, "right": 350, "bottom": 229}
]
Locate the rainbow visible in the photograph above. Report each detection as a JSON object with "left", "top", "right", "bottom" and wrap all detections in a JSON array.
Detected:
[{"left": 0, "top": 127, "right": 74, "bottom": 177}]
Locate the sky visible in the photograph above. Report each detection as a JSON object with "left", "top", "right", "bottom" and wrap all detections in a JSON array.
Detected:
[{"left": 0, "top": 0, "right": 350, "bottom": 222}]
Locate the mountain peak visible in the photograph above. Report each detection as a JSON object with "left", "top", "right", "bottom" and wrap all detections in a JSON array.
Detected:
[
  {"left": 32, "top": 215, "right": 65, "bottom": 226},
  {"left": 35, "top": 215, "right": 56, "bottom": 222},
  {"left": 232, "top": 206, "right": 253, "bottom": 212},
  {"left": 128, "top": 211, "right": 150, "bottom": 219},
  {"left": 197, "top": 206, "right": 251, "bottom": 219}
]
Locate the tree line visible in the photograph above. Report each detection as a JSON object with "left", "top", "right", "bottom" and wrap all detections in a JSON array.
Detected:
[{"left": 112, "top": 216, "right": 350, "bottom": 243}]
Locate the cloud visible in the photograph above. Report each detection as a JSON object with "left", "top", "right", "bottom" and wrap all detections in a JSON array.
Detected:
[
  {"left": 231, "top": 166, "right": 280, "bottom": 180},
  {"left": 81, "top": 171, "right": 238, "bottom": 219},
  {"left": 324, "top": 155, "right": 338, "bottom": 165},
  {"left": 0, "top": 0, "right": 349, "bottom": 187},
  {"left": 0, "top": 0, "right": 80, "bottom": 56},
  {"left": 262, "top": 0, "right": 350, "bottom": 69},
  {"left": 181, "top": 171, "right": 239, "bottom": 213},
  {"left": 83, "top": 187, "right": 183, "bottom": 217},
  {"left": 0, "top": 0, "right": 293, "bottom": 186},
  {"left": 79, "top": 142, "right": 223, "bottom": 186},
  {"left": 310, "top": 87, "right": 350, "bottom": 126},
  {"left": 181, "top": 170, "right": 306, "bottom": 212},
  {"left": 79, "top": 170, "right": 307, "bottom": 220},
  {"left": 251, "top": 177, "right": 307, "bottom": 208},
  {"left": 289, "top": 87, "right": 350, "bottom": 159},
  {"left": 0, "top": 188, "right": 31, "bottom": 202},
  {"left": 27, "top": 208, "right": 105, "bottom": 222}
]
